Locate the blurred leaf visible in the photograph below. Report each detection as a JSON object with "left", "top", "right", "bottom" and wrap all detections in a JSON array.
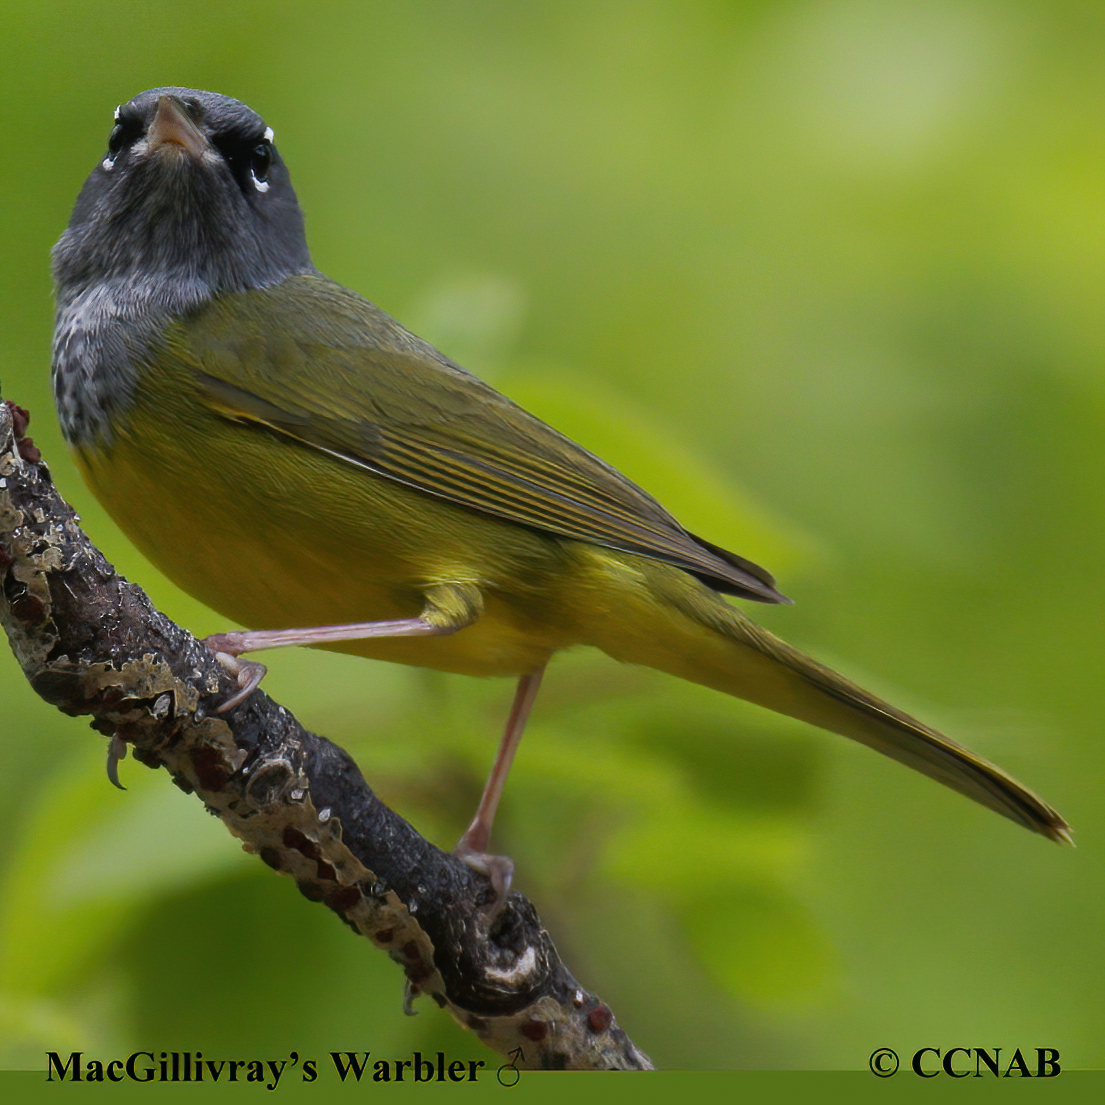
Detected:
[
  {"left": 682, "top": 886, "right": 835, "bottom": 1011},
  {"left": 0, "top": 751, "right": 245, "bottom": 995}
]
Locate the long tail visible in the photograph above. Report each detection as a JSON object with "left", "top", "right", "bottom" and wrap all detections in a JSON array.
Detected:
[{"left": 595, "top": 566, "right": 1071, "bottom": 844}]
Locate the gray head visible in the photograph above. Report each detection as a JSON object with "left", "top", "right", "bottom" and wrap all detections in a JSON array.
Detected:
[
  {"left": 52, "top": 88, "right": 314, "bottom": 445},
  {"left": 53, "top": 87, "right": 313, "bottom": 310}
]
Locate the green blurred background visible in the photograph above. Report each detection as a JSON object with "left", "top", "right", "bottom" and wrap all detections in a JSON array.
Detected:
[{"left": 1, "top": 0, "right": 1101, "bottom": 1071}]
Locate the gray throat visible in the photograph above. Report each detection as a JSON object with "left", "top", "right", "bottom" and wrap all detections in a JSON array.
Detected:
[{"left": 52, "top": 275, "right": 212, "bottom": 450}]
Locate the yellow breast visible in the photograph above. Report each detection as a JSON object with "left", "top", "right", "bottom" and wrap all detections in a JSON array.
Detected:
[{"left": 75, "top": 393, "right": 588, "bottom": 679}]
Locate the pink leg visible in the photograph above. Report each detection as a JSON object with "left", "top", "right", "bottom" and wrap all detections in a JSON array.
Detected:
[
  {"left": 454, "top": 665, "right": 546, "bottom": 905},
  {"left": 207, "top": 615, "right": 458, "bottom": 655},
  {"left": 207, "top": 615, "right": 460, "bottom": 712}
]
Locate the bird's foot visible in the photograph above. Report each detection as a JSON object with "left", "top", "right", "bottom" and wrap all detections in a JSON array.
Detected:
[
  {"left": 206, "top": 645, "right": 268, "bottom": 712},
  {"left": 453, "top": 839, "right": 514, "bottom": 918}
]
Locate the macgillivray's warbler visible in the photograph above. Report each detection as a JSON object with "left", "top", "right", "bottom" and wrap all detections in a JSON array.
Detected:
[{"left": 51, "top": 88, "right": 1070, "bottom": 896}]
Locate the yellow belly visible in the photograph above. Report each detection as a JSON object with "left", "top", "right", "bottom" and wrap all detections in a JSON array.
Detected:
[{"left": 76, "top": 403, "right": 591, "bottom": 678}]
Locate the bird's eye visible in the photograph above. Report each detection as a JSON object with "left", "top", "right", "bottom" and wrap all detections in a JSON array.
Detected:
[
  {"left": 249, "top": 140, "right": 273, "bottom": 190},
  {"left": 212, "top": 127, "right": 276, "bottom": 196},
  {"left": 103, "top": 114, "right": 140, "bottom": 170}
]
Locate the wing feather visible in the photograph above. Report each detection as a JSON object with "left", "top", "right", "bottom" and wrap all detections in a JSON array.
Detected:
[{"left": 185, "top": 274, "right": 787, "bottom": 602}]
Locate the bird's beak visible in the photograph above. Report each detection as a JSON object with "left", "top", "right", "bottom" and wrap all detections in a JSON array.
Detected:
[{"left": 147, "top": 95, "right": 208, "bottom": 160}]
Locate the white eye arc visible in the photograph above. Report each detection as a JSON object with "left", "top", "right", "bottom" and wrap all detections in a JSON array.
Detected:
[
  {"left": 104, "top": 106, "right": 123, "bottom": 166},
  {"left": 250, "top": 129, "right": 275, "bottom": 191}
]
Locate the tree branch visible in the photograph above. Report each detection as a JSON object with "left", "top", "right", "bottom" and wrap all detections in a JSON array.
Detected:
[{"left": 0, "top": 396, "right": 652, "bottom": 1071}]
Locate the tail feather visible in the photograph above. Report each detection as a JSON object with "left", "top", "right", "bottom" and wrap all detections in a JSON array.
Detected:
[
  {"left": 764, "top": 632, "right": 1072, "bottom": 843},
  {"left": 596, "top": 568, "right": 1071, "bottom": 844}
]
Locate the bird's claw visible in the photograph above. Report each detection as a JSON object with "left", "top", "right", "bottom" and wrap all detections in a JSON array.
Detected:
[
  {"left": 209, "top": 649, "right": 267, "bottom": 712},
  {"left": 454, "top": 847, "right": 515, "bottom": 919},
  {"left": 106, "top": 733, "right": 128, "bottom": 790}
]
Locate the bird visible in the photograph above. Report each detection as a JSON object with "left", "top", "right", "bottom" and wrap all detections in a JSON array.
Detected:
[{"left": 51, "top": 87, "right": 1070, "bottom": 897}]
